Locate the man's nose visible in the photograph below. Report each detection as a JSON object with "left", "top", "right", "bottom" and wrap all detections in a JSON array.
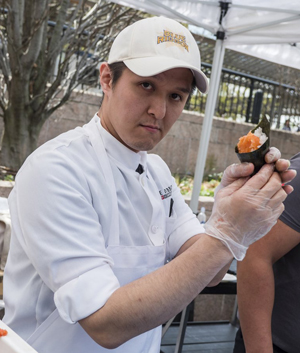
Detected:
[{"left": 147, "top": 96, "right": 167, "bottom": 120}]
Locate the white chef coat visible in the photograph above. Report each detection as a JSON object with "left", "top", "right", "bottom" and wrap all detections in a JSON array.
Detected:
[{"left": 3, "top": 114, "right": 204, "bottom": 352}]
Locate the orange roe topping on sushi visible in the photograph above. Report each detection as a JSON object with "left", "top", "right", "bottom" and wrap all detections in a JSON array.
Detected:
[
  {"left": 237, "top": 131, "right": 261, "bottom": 153},
  {"left": 0, "top": 328, "right": 8, "bottom": 336}
]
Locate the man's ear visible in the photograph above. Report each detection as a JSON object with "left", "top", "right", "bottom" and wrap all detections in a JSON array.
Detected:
[{"left": 99, "top": 63, "right": 113, "bottom": 95}]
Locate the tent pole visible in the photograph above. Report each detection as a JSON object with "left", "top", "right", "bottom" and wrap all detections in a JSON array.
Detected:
[{"left": 189, "top": 37, "right": 226, "bottom": 214}]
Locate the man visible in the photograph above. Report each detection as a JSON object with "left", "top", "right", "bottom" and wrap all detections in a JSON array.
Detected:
[
  {"left": 3, "top": 16, "right": 295, "bottom": 353},
  {"left": 234, "top": 152, "right": 300, "bottom": 353}
]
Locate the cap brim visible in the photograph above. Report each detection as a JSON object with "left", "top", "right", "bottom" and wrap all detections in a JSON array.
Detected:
[{"left": 123, "top": 56, "right": 209, "bottom": 94}]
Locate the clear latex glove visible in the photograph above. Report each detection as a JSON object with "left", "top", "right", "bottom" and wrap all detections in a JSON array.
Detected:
[
  {"left": 215, "top": 147, "right": 296, "bottom": 197},
  {"left": 205, "top": 164, "right": 287, "bottom": 261}
]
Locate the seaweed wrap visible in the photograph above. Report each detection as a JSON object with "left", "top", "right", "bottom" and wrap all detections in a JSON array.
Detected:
[{"left": 235, "top": 115, "right": 270, "bottom": 175}]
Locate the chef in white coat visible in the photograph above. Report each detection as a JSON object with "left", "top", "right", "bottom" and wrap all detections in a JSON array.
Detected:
[{"left": 3, "top": 16, "right": 295, "bottom": 353}]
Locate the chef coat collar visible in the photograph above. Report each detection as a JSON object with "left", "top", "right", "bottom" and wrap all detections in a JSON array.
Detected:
[{"left": 95, "top": 114, "right": 147, "bottom": 173}]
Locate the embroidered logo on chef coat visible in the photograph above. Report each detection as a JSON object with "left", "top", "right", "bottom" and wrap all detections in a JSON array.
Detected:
[{"left": 159, "top": 185, "right": 172, "bottom": 200}]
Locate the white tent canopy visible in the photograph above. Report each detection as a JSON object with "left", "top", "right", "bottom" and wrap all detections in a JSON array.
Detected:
[
  {"left": 112, "top": 1, "right": 300, "bottom": 40},
  {"left": 225, "top": 43, "right": 300, "bottom": 71},
  {"left": 110, "top": 0, "right": 300, "bottom": 212}
]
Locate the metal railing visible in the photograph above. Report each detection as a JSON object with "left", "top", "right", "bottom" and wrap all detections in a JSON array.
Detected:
[{"left": 186, "top": 63, "right": 300, "bottom": 129}]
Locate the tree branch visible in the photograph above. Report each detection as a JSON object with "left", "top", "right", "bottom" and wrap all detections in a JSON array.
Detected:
[
  {"left": 22, "top": 0, "right": 49, "bottom": 69},
  {"left": 6, "top": 0, "right": 23, "bottom": 73},
  {"left": 0, "top": 93, "right": 6, "bottom": 112},
  {"left": 8, "top": 0, "right": 23, "bottom": 49},
  {"left": 34, "top": 3, "right": 143, "bottom": 120},
  {"left": 47, "top": 0, "right": 70, "bottom": 60},
  {"left": 41, "top": 88, "right": 74, "bottom": 123},
  {"left": 20, "top": 1, "right": 50, "bottom": 54},
  {"left": 0, "top": 31, "right": 11, "bottom": 84}
]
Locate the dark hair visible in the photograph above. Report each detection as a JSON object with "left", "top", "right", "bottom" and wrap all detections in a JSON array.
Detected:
[
  {"left": 108, "top": 62, "right": 127, "bottom": 88},
  {"left": 186, "top": 78, "right": 196, "bottom": 105},
  {"left": 99, "top": 62, "right": 126, "bottom": 107}
]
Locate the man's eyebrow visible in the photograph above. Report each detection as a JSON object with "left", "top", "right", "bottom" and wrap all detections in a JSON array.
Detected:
[
  {"left": 177, "top": 87, "right": 191, "bottom": 94},
  {"left": 150, "top": 75, "right": 192, "bottom": 94}
]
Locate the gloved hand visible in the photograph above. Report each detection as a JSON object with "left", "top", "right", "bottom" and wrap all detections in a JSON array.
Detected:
[
  {"left": 215, "top": 147, "right": 296, "bottom": 196},
  {"left": 205, "top": 164, "right": 288, "bottom": 260}
]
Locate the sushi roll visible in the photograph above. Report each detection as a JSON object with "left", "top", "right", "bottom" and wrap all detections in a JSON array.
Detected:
[{"left": 235, "top": 115, "right": 270, "bottom": 175}]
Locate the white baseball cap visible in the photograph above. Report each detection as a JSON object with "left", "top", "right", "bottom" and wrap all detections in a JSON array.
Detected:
[{"left": 108, "top": 16, "right": 209, "bottom": 93}]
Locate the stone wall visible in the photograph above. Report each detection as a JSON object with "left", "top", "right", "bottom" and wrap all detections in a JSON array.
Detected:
[
  {"left": 0, "top": 181, "right": 14, "bottom": 198},
  {"left": 37, "top": 91, "right": 101, "bottom": 146},
  {"left": 34, "top": 92, "right": 300, "bottom": 178},
  {"left": 151, "top": 111, "right": 300, "bottom": 176}
]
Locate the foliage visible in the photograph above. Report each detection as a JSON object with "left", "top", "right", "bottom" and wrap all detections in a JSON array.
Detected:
[
  {"left": 174, "top": 172, "right": 223, "bottom": 198},
  {"left": 3, "top": 174, "right": 14, "bottom": 181},
  {"left": 0, "top": 166, "right": 16, "bottom": 181},
  {"left": 206, "top": 171, "right": 223, "bottom": 182}
]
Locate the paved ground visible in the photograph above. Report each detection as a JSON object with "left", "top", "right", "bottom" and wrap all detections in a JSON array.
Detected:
[{"left": 161, "top": 322, "right": 239, "bottom": 353}]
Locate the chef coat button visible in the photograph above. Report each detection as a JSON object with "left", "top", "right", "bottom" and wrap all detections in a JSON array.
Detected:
[{"left": 151, "top": 225, "right": 158, "bottom": 233}]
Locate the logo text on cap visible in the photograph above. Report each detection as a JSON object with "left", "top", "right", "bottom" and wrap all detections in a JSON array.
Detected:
[{"left": 157, "top": 30, "right": 189, "bottom": 52}]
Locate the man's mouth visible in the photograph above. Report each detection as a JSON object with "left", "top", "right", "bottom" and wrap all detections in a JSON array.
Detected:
[{"left": 141, "top": 124, "right": 160, "bottom": 133}]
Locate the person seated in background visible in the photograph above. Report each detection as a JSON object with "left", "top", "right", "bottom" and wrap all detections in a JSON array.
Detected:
[
  {"left": 282, "top": 119, "right": 291, "bottom": 131},
  {"left": 3, "top": 16, "right": 295, "bottom": 353},
  {"left": 233, "top": 153, "right": 300, "bottom": 353}
]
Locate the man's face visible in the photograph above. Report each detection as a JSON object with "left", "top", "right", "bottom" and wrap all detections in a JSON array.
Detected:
[{"left": 99, "top": 65, "right": 193, "bottom": 152}]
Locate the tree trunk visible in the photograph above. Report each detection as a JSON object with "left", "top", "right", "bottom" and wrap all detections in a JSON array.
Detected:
[{"left": 1, "top": 106, "right": 43, "bottom": 171}]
